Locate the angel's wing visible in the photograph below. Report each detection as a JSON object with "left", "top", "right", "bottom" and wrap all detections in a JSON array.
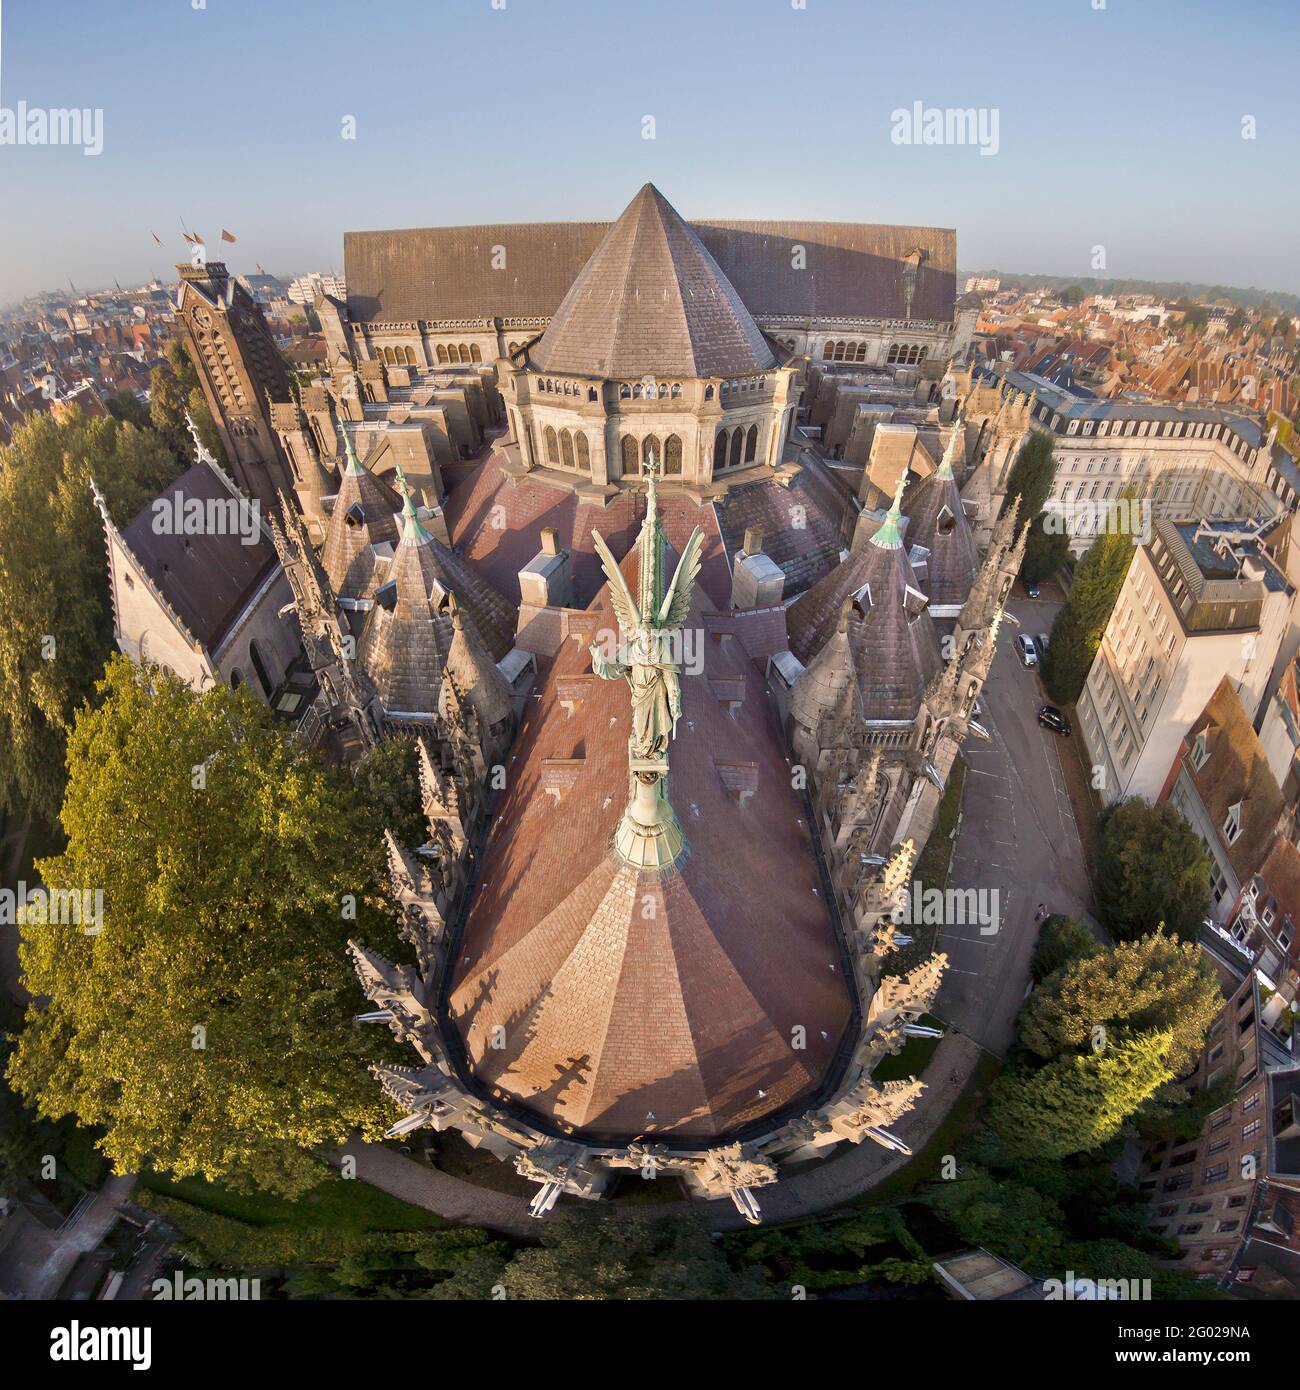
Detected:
[
  {"left": 592, "top": 529, "right": 641, "bottom": 635},
  {"left": 657, "top": 526, "right": 704, "bottom": 630}
]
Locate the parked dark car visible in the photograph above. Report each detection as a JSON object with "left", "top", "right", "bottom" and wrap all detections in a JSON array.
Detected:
[
  {"left": 1038, "top": 705, "right": 1071, "bottom": 736},
  {"left": 1025, "top": 580, "right": 1041, "bottom": 599}
]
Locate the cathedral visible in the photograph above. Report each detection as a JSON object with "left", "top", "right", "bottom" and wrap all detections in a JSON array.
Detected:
[{"left": 110, "top": 184, "right": 1027, "bottom": 1222}]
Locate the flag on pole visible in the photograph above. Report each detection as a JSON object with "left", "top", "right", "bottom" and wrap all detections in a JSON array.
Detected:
[
  {"left": 221, "top": 228, "right": 236, "bottom": 243},
  {"left": 181, "top": 232, "right": 194, "bottom": 244},
  {"left": 151, "top": 232, "right": 163, "bottom": 246},
  {"left": 192, "top": 231, "right": 205, "bottom": 244}
]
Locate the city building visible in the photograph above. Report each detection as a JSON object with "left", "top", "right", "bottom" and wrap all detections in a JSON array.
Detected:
[
  {"left": 1077, "top": 520, "right": 1293, "bottom": 805},
  {"left": 1139, "top": 971, "right": 1300, "bottom": 1291}
]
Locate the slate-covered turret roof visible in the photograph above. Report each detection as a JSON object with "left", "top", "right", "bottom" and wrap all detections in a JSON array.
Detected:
[{"left": 529, "top": 183, "right": 776, "bottom": 381}]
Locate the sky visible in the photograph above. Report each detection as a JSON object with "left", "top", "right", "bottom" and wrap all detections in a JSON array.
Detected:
[{"left": 0, "top": 0, "right": 1297, "bottom": 306}]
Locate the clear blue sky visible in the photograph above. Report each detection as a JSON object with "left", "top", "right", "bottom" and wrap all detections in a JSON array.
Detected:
[{"left": 1, "top": 0, "right": 1297, "bottom": 306}]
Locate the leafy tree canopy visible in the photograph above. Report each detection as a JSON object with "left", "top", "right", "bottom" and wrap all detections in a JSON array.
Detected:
[
  {"left": 1031, "top": 914, "right": 1103, "bottom": 983},
  {"left": 999, "top": 430, "right": 1057, "bottom": 536},
  {"left": 1020, "top": 928, "right": 1220, "bottom": 1077},
  {"left": 7, "top": 657, "right": 403, "bottom": 1197},
  {"left": 0, "top": 409, "right": 183, "bottom": 818},
  {"left": 1097, "top": 800, "right": 1212, "bottom": 943}
]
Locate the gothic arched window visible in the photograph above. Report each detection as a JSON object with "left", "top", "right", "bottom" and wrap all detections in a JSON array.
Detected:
[
  {"left": 437, "top": 343, "right": 448, "bottom": 363},
  {"left": 642, "top": 434, "right": 661, "bottom": 468},
  {"left": 576, "top": 433, "right": 590, "bottom": 471},
  {"left": 714, "top": 430, "right": 729, "bottom": 471},
  {"left": 545, "top": 426, "right": 559, "bottom": 465},
  {"left": 729, "top": 429, "right": 744, "bottom": 471},
  {"left": 621, "top": 434, "right": 639, "bottom": 476},
  {"left": 470, "top": 344, "right": 482, "bottom": 362},
  {"left": 664, "top": 434, "right": 683, "bottom": 475},
  {"left": 744, "top": 424, "right": 758, "bottom": 464},
  {"left": 560, "top": 430, "right": 575, "bottom": 469}
]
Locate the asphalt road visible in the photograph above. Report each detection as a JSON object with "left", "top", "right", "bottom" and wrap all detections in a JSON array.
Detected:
[{"left": 935, "top": 597, "right": 1092, "bottom": 1055}]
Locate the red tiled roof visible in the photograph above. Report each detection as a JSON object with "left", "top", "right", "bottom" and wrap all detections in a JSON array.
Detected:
[{"left": 448, "top": 547, "right": 851, "bottom": 1140}]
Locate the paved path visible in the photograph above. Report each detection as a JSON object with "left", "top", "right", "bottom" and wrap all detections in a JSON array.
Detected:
[
  {"left": 937, "top": 597, "right": 1092, "bottom": 1055},
  {"left": 332, "top": 1034, "right": 984, "bottom": 1234}
]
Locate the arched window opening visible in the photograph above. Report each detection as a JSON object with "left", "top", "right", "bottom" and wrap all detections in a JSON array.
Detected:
[
  {"left": 458, "top": 344, "right": 471, "bottom": 363},
  {"left": 729, "top": 429, "right": 743, "bottom": 471},
  {"left": 621, "top": 434, "right": 639, "bottom": 477},
  {"left": 714, "top": 430, "right": 729, "bottom": 471},
  {"left": 670, "top": 383, "right": 682, "bottom": 399},
  {"left": 576, "top": 433, "right": 591, "bottom": 471},
  {"left": 633, "top": 383, "right": 643, "bottom": 399},
  {"left": 249, "top": 640, "right": 274, "bottom": 699},
  {"left": 664, "top": 434, "right": 683, "bottom": 476},
  {"left": 822, "top": 342, "right": 835, "bottom": 360},
  {"left": 744, "top": 424, "right": 758, "bottom": 464},
  {"left": 588, "top": 386, "right": 598, "bottom": 402},
  {"left": 704, "top": 384, "right": 714, "bottom": 401},
  {"left": 642, "top": 435, "right": 661, "bottom": 468},
  {"left": 620, "top": 383, "right": 631, "bottom": 399},
  {"left": 560, "top": 430, "right": 575, "bottom": 469},
  {"left": 470, "top": 344, "right": 482, "bottom": 362},
  {"left": 657, "top": 383, "right": 668, "bottom": 399},
  {"left": 545, "top": 426, "right": 559, "bottom": 465},
  {"left": 437, "top": 343, "right": 448, "bottom": 363}
]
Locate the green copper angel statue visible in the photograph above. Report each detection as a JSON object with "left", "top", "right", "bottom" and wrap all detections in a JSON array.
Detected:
[{"left": 589, "top": 455, "right": 703, "bottom": 763}]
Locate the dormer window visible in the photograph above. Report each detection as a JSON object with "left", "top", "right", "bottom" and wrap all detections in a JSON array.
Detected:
[
  {"left": 1190, "top": 728, "right": 1210, "bottom": 771},
  {"left": 1223, "top": 802, "right": 1243, "bottom": 846},
  {"left": 937, "top": 504, "right": 956, "bottom": 536}
]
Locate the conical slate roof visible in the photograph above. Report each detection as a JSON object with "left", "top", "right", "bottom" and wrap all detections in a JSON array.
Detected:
[
  {"left": 447, "top": 544, "right": 850, "bottom": 1141},
  {"left": 529, "top": 183, "right": 776, "bottom": 381},
  {"left": 787, "top": 485, "right": 943, "bottom": 722},
  {"left": 357, "top": 507, "right": 455, "bottom": 718},
  {"left": 320, "top": 441, "right": 402, "bottom": 602},
  {"left": 905, "top": 435, "right": 979, "bottom": 608}
]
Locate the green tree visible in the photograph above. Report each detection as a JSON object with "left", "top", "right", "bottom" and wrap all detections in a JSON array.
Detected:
[
  {"left": 1020, "top": 929, "right": 1220, "bottom": 1077},
  {"left": 0, "top": 410, "right": 183, "bottom": 818},
  {"left": 149, "top": 338, "right": 224, "bottom": 466},
  {"left": 352, "top": 736, "right": 425, "bottom": 847},
  {"left": 437, "top": 1211, "right": 774, "bottom": 1300},
  {"left": 985, "top": 1031, "right": 1173, "bottom": 1161},
  {"left": 1021, "top": 514, "right": 1071, "bottom": 585},
  {"left": 1041, "top": 511, "right": 1136, "bottom": 704},
  {"left": 104, "top": 389, "right": 150, "bottom": 431},
  {"left": 1031, "top": 914, "right": 1102, "bottom": 983},
  {"left": 7, "top": 657, "right": 403, "bottom": 1197},
  {"left": 1096, "top": 800, "right": 1213, "bottom": 943},
  {"left": 924, "top": 1166, "right": 1066, "bottom": 1273},
  {"left": 999, "top": 430, "right": 1057, "bottom": 536}
]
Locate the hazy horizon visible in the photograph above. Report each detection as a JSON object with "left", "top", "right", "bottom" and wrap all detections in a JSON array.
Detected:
[{"left": 1, "top": 0, "right": 1297, "bottom": 306}]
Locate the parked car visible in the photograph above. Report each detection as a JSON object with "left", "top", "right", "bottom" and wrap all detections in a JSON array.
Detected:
[
  {"left": 1015, "top": 634, "right": 1038, "bottom": 668},
  {"left": 1038, "top": 705, "right": 1071, "bottom": 736},
  {"left": 1036, "top": 632, "right": 1051, "bottom": 656},
  {"left": 1025, "top": 580, "right": 1041, "bottom": 599}
]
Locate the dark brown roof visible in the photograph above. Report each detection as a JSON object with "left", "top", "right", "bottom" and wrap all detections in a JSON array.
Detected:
[
  {"left": 1185, "top": 678, "right": 1284, "bottom": 883},
  {"left": 120, "top": 463, "right": 275, "bottom": 653},
  {"left": 448, "top": 546, "right": 851, "bottom": 1141},
  {"left": 530, "top": 185, "right": 775, "bottom": 380},
  {"left": 715, "top": 468, "right": 845, "bottom": 597},
  {"left": 345, "top": 196, "right": 955, "bottom": 326}
]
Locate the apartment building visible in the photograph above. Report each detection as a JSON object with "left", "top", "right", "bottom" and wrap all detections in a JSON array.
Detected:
[
  {"left": 1078, "top": 519, "right": 1293, "bottom": 805},
  {"left": 1158, "top": 678, "right": 1285, "bottom": 921},
  {"left": 1139, "top": 972, "right": 1300, "bottom": 1290}
]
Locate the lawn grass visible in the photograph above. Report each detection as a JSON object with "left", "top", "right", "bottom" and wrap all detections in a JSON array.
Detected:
[
  {"left": 852, "top": 1052, "right": 1002, "bottom": 1207},
  {"left": 870, "top": 1013, "right": 944, "bottom": 1083},
  {"left": 140, "top": 1169, "right": 445, "bottom": 1232}
]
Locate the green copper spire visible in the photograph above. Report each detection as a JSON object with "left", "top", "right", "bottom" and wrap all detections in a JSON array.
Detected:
[
  {"left": 339, "top": 419, "right": 363, "bottom": 476},
  {"left": 871, "top": 469, "right": 908, "bottom": 550},
  {"left": 394, "top": 467, "right": 431, "bottom": 545}
]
